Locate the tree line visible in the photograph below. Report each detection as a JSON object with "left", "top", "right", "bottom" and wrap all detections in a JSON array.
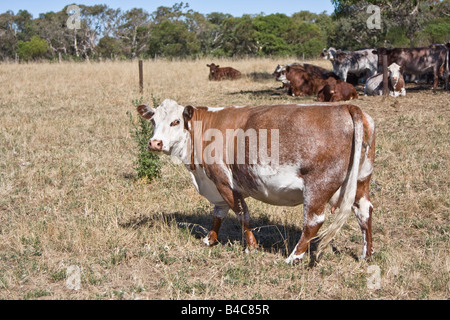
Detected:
[{"left": 0, "top": 1, "right": 448, "bottom": 62}]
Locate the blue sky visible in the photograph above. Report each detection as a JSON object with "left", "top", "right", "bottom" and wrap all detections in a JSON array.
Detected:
[{"left": 0, "top": 0, "right": 335, "bottom": 18}]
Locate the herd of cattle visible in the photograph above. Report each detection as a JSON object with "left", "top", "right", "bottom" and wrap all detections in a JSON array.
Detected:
[
  {"left": 207, "top": 43, "right": 450, "bottom": 101},
  {"left": 134, "top": 44, "right": 448, "bottom": 264}
]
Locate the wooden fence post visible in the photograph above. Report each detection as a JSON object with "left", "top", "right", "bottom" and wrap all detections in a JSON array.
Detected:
[
  {"left": 382, "top": 53, "right": 388, "bottom": 97},
  {"left": 445, "top": 46, "right": 449, "bottom": 90},
  {"left": 139, "top": 60, "right": 144, "bottom": 94}
]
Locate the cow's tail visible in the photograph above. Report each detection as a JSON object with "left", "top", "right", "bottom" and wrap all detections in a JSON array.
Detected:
[{"left": 316, "top": 105, "right": 364, "bottom": 256}]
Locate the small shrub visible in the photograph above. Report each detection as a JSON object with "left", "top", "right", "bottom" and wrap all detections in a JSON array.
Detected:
[{"left": 127, "top": 96, "right": 162, "bottom": 182}]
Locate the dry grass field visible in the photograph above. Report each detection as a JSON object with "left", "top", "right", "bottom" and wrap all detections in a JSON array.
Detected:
[{"left": 0, "top": 57, "right": 448, "bottom": 300}]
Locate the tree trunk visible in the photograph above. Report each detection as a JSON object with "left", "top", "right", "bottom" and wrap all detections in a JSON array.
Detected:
[{"left": 74, "top": 29, "right": 79, "bottom": 57}]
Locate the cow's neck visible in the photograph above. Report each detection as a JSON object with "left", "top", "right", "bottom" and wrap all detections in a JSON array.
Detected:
[
  {"left": 184, "top": 107, "right": 214, "bottom": 171},
  {"left": 169, "top": 131, "right": 192, "bottom": 167}
]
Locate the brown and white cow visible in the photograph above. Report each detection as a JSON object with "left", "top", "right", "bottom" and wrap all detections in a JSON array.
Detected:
[
  {"left": 364, "top": 62, "right": 406, "bottom": 97},
  {"left": 272, "top": 63, "right": 301, "bottom": 88},
  {"left": 137, "top": 99, "right": 376, "bottom": 263},
  {"left": 285, "top": 64, "right": 339, "bottom": 97},
  {"left": 373, "top": 46, "right": 448, "bottom": 90},
  {"left": 207, "top": 63, "right": 242, "bottom": 81},
  {"left": 317, "top": 77, "right": 358, "bottom": 102}
]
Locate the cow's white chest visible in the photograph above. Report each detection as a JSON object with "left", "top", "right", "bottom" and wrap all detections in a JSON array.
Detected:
[{"left": 188, "top": 167, "right": 227, "bottom": 207}]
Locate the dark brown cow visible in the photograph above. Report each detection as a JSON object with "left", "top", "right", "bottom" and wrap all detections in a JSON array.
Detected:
[
  {"left": 285, "top": 64, "right": 339, "bottom": 96},
  {"left": 318, "top": 77, "right": 358, "bottom": 102},
  {"left": 137, "top": 99, "right": 376, "bottom": 264},
  {"left": 207, "top": 63, "right": 241, "bottom": 81},
  {"left": 373, "top": 46, "right": 448, "bottom": 90}
]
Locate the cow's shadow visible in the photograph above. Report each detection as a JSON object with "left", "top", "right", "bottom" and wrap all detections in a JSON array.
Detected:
[
  {"left": 228, "top": 88, "right": 285, "bottom": 97},
  {"left": 118, "top": 210, "right": 322, "bottom": 260},
  {"left": 228, "top": 88, "right": 318, "bottom": 103},
  {"left": 246, "top": 71, "right": 275, "bottom": 82}
]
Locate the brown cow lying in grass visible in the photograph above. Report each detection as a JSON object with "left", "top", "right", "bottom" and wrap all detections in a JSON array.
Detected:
[
  {"left": 284, "top": 64, "right": 339, "bottom": 96},
  {"left": 318, "top": 77, "right": 359, "bottom": 102},
  {"left": 207, "top": 63, "right": 241, "bottom": 81}
]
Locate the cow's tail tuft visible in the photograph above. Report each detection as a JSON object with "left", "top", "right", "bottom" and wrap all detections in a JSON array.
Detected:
[{"left": 316, "top": 105, "right": 364, "bottom": 257}]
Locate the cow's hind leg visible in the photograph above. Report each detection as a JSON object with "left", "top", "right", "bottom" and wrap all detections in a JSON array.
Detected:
[
  {"left": 203, "top": 205, "right": 229, "bottom": 246},
  {"left": 354, "top": 117, "right": 375, "bottom": 259},
  {"left": 353, "top": 177, "right": 374, "bottom": 259},
  {"left": 285, "top": 198, "right": 326, "bottom": 264}
]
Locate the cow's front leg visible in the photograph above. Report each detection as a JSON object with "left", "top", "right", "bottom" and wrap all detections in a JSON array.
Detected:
[
  {"left": 203, "top": 205, "right": 229, "bottom": 247},
  {"left": 341, "top": 70, "right": 348, "bottom": 82},
  {"left": 216, "top": 185, "right": 257, "bottom": 249},
  {"left": 432, "top": 74, "right": 439, "bottom": 90},
  {"left": 234, "top": 197, "right": 258, "bottom": 249}
]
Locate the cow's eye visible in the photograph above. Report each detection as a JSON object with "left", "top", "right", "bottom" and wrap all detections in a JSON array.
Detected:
[{"left": 170, "top": 119, "right": 180, "bottom": 127}]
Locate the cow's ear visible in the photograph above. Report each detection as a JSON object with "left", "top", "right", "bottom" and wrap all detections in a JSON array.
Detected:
[
  {"left": 206, "top": 64, "right": 210, "bottom": 67},
  {"left": 137, "top": 104, "right": 155, "bottom": 120},
  {"left": 183, "top": 105, "right": 195, "bottom": 130},
  {"left": 216, "top": 65, "right": 220, "bottom": 68},
  {"left": 286, "top": 66, "right": 290, "bottom": 72},
  {"left": 372, "top": 50, "right": 378, "bottom": 55}
]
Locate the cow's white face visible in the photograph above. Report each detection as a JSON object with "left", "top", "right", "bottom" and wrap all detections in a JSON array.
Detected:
[
  {"left": 277, "top": 69, "right": 288, "bottom": 83},
  {"left": 388, "top": 63, "right": 401, "bottom": 82},
  {"left": 322, "top": 47, "right": 336, "bottom": 61},
  {"left": 273, "top": 64, "right": 286, "bottom": 81},
  {"left": 272, "top": 64, "right": 283, "bottom": 76},
  {"left": 137, "top": 99, "right": 190, "bottom": 160}
]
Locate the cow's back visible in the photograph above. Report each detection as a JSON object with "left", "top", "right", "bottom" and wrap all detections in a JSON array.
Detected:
[
  {"left": 220, "top": 67, "right": 242, "bottom": 80},
  {"left": 286, "top": 65, "right": 337, "bottom": 96},
  {"left": 385, "top": 47, "right": 446, "bottom": 74},
  {"left": 334, "top": 49, "right": 378, "bottom": 76},
  {"left": 364, "top": 73, "right": 384, "bottom": 95},
  {"left": 193, "top": 104, "right": 353, "bottom": 169}
]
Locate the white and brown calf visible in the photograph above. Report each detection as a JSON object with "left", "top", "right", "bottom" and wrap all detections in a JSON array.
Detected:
[{"left": 364, "top": 62, "right": 406, "bottom": 97}]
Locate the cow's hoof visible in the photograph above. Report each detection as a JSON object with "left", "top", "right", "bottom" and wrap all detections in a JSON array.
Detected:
[
  {"left": 244, "top": 245, "right": 259, "bottom": 255},
  {"left": 285, "top": 252, "right": 305, "bottom": 265},
  {"left": 202, "top": 235, "right": 218, "bottom": 247}
]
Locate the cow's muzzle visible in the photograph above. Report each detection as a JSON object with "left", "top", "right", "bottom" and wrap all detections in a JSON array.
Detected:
[{"left": 148, "top": 139, "right": 163, "bottom": 151}]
